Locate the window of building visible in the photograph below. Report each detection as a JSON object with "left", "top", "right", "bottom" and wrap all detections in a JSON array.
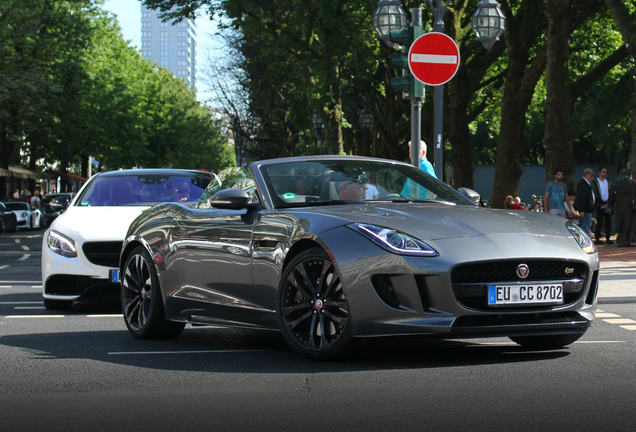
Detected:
[
  {"left": 160, "top": 22, "right": 169, "bottom": 28},
  {"left": 142, "top": 11, "right": 151, "bottom": 18},
  {"left": 142, "top": 21, "right": 151, "bottom": 28},
  {"left": 177, "top": 50, "right": 186, "bottom": 56},
  {"left": 142, "top": 40, "right": 151, "bottom": 47}
]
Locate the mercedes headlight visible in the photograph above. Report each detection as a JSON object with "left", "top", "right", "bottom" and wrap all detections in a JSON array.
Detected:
[
  {"left": 566, "top": 221, "right": 596, "bottom": 254},
  {"left": 350, "top": 223, "right": 438, "bottom": 256},
  {"left": 47, "top": 230, "right": 77, "bottom": 257}
]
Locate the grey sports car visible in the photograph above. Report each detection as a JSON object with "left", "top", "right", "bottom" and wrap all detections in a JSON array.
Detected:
[{"left": 120, "top": 156, "right": 599, "bottom": 360}]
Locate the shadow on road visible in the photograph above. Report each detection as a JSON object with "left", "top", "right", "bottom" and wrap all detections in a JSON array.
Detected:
[{"left": 0, "top": 323, "right": 570, "bottom": 374}]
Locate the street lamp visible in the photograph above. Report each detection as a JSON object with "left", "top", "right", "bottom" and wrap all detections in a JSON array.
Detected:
[
  {"left": 311, "top": 109, "right": 325, "bottom": 154},
  {"left": 373, "top": 1, "right": 424, "bottom": 169},
  {"left": 471, "top": 0, "right": 506, "bottom": 49},
  {"left": 359, "top": 108, "right": 374, "bottom": 131},
  {"left": 372, "top": 0, "right": 408, "bottom": 49}
]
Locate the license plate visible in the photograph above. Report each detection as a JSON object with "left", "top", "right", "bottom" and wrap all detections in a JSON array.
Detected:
[
  {"left": 109, "top": 269, "right": 119, "bottom": 283},
  {"left": 488, "top": 284, "right": 563, "bottom": 306}
]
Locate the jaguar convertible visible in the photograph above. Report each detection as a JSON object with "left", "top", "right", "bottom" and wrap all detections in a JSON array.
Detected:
[{"left": 120, "top": 156, "right": 599, "bottom": 360}]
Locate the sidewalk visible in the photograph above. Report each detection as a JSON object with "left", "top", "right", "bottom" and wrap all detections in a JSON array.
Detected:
[{"left": 597, "top": 242, "right": 636, "bottom": 303}]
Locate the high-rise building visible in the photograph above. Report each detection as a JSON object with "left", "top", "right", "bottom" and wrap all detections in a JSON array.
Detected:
[{"left": 140, "top": 4, "right": 197, "bottom": 88}]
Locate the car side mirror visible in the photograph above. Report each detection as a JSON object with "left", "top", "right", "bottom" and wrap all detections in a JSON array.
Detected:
[
  {"left": 457, "top": 187, "right": 480, "bottom": 206},
  {"left": 210, "top": 188, "right": 258, "bottom": 210},
  {"left": 49, "top": 202, "right": 65, "bottom": 211}
]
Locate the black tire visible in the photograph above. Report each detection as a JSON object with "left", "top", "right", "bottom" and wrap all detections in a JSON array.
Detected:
[
  {"left": 121, "top": 246, "right": 185, "bottom": 339},
  {"left": 9, "top": 216, "right": 18, "bottom": 233},
  {"left": 44, "top": 299, "right": 72, "bottom": 311},
  {"left": 509, "top": 332, "right": 585, "bottom": 349},
  {"left": 277, "top": 248, "right": 352, "bottom": 360}
]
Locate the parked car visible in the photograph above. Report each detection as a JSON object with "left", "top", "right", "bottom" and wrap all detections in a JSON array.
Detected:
[
  {"left": 4, "top": 201, "right": 44, "bottom": 230},
  {"left": 119, "top": 156, "right": 599, "bottom": 360},
  {"left": 0, "top": 201, "right": 19, "bottom": 233},
  {"left": 41, "top": 169, "right": 214, "bottom": 310},
  {"left": 40, "top": 192, "right": 75, "bottom": 227}
]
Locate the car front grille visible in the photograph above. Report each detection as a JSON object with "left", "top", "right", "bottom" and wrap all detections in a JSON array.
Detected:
[
  {"left": 82, "top": 241, "right": 123, "bottom": 268},
  {"left": 450, "top": 259, "right": 589, "bottom": 311}
]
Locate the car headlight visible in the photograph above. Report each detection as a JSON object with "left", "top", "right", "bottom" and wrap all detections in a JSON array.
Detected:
[
  {"left": 21, "top": 212, "right": 28, "bottom": 218},
  {"left": 350, "top": 223, "right": 438, "bottom": 257},
  {"left": 47, "top": 230, "right": 77, "bottom": 257},
  {"left": 566, "top": 221, "right": 596, "bottom": 254}
]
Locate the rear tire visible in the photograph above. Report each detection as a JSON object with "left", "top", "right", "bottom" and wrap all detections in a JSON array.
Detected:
[
  {"left": 509, "top": 332, "right": 585, "bottom": 349},
  {"left": 121, "top": 246, "right": 185, "bottom": 339}
]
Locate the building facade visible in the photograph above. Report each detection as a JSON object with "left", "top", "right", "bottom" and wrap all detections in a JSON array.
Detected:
[{"left": 140, "top": 4, "right": 197, "bottom": 88}]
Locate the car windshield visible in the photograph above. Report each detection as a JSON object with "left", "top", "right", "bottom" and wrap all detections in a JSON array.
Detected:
[
  {"left": 5, "top": 202, "right": 29, "bottom": 211},
  {"left": 75, "top": 173, "right": 212, "bottom": 207},
  {"left": 259, "top": 159, "right": 471, "bottom": 209}
]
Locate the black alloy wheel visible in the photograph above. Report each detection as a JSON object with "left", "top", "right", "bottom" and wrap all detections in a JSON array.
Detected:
[
  {"left": 121, "top": 246, "right": 185, "bottom": 339},
  {"left": 278, "top": 248, "right": 352, "bottom": 360}
]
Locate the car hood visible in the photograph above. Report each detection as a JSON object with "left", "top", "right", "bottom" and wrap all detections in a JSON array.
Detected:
[
  {"left": 298, "top": 203, "right": 569, "bottom": 240},
  {"left": 51, "top": 206, "right": 149, "bottom": 240}
]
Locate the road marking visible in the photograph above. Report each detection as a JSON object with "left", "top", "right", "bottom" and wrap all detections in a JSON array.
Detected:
[
  {"left": 0, "top": 266, "right": 8, "bottom": 271},
  {"left": 21, "top": 245, "right": 29, "bottom": 251},
  {"left": 603, "top": 318, "right": 636, "bottom": 325},
  {"left": 18, "top": 254, "right": 30, "bottom": 261},
  {"left": 574, "top": 340, "right": 626, "bottom": 344},
  {"left": 108, "top": 349, "right": 271, "bottom": 355},
  {"left": 0, "top": 301, "right": 42, "bottom": 305},
  {"left": 0, "top": 281, "right": 42, "bottom": 284},
  {"left": 87, "top": 314, "right": 121, "bottom": 318},
  {"left": 621, "top": 325, "right": 636, "bottom": 331},
  {"left": 14, "top": 307, "right": 45, "bottom": 310},
  {"left": 596, "top": 312, "right": 621, "bottom": 318},
  {"left": 5, "top": 315, "right": 65, "bottom": 318},
  {"left": 14, "top": 239, "right": 20, "bottom": 244}
]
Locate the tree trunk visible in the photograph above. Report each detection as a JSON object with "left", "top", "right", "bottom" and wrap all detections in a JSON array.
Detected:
[
  {"left": 544, "top": 1, "right": 576, "bottom": 190},
  {"left": 491, "top": 0, "right": 546, "bottom": 208}
]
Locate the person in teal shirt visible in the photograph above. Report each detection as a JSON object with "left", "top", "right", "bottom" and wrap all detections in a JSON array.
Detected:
[{"left": 544, "top": 169, "right": 567, "bottom": 217}]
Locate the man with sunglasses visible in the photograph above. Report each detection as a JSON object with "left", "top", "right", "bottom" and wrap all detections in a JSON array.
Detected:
[{"left": 592, "top": 167, "right": 614, "bottom": 244}]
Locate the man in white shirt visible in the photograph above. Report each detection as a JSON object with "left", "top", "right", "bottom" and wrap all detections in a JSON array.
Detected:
[{"left": 592, "top": 167, "right": 613, "bottom": 244}]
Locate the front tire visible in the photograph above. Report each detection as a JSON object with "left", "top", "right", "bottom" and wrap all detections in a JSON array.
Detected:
[
  {"left": 510, "top": 332, "right": 585, "bottom": 349},
  {"left": 121, "top": 246, "right": 185, "bottom": 339},
  {"left": 277, "top": 248, "right": 352, "bottom": 360}
]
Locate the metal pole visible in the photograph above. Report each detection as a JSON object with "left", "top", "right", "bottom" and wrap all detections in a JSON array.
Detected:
[
  {"left": 410, "top": 8, "right": 423, "bottom": 168},
  {"left": 427, "top": 0, "right": 450, "bottom": 180}
]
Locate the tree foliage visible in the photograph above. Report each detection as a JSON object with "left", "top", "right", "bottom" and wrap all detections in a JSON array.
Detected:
[{"left": 0, "top": 0, "right": 234, "bottom": 181}]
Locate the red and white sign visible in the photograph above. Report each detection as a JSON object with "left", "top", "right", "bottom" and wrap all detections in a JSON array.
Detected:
[{"left": 408, "top": 32, "right": 460, "bottom": 86}]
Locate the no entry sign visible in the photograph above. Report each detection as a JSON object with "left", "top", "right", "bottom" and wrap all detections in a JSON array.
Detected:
[{"left": 408, "top": 32, "right": 460, "bottom": 86}]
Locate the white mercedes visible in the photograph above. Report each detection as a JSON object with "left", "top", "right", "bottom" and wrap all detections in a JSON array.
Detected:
[{"left": 41, "top": 168, "right": 214, "bottom": 310}]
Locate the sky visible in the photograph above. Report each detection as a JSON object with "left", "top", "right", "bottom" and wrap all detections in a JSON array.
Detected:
[{"left": 102, "top": 0, "right": 221, "bottom": 102}]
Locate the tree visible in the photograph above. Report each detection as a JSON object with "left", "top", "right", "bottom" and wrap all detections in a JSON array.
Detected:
[{"left": 604, "top": 0, "right": 636, "bottom": 168}]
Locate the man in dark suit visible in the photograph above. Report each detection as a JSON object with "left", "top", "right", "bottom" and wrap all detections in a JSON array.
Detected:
[{"left": 574, "top": 168, "right": 596, "bottom": 234}]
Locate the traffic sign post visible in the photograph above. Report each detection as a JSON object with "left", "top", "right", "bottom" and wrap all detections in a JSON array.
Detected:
[{"left": 408, "top": 32, "right": 460, "bottom": 86}]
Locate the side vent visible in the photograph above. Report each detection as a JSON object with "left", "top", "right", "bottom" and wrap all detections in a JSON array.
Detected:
[{"left": 371, "top": 275, "right": 400, "bottom": 309}]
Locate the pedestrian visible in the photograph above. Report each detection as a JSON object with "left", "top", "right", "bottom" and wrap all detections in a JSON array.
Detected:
[
  {"left": 408, "top": 140, "right": 437, "bottom": 179},
  {"left": 574, "top": 168, "right": 596, "bottom": 234},
  {"left": 592, "top": 166, "right": 614, "bottom": 244},
  {"left": 614, "top": 174, "right": 636, "bottom": 247},
  {"left": 512, "top": 196, "right": 524, "bottom": 210},
  {"left": 504, "top": 195, "right": 513, "bottom": 209},
  {"left": 12, "top": 189, "right": 19, "bottom": 200},
  {"left": 31, "top": 189, "right": 41, "bottom": 210},
  {"left": 544, "top": 168, "right": 567, "bottom": 217},
  {"left": 616, "top": 161, "right": 632, "bottom": 182},
  {"left": 564, "top": 190, "right": 581, "bottom": 224}
]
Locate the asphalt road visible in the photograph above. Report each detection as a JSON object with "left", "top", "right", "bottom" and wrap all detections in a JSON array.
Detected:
[{"left": 1, "top": 230, "right": 635, "bottom": 432}]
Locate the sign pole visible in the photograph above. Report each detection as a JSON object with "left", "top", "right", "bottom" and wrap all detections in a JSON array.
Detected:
[
  {"left": 427, "top": 0, "right": 451, "bottom": 181},
  {"left": 410, "top": 8, "right": 422, "bottom": 170}
]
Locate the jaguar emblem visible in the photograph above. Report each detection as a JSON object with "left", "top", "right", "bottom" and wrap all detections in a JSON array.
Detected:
[{"left": 516, "top": 264, "right": 529, "bottom": 279}]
